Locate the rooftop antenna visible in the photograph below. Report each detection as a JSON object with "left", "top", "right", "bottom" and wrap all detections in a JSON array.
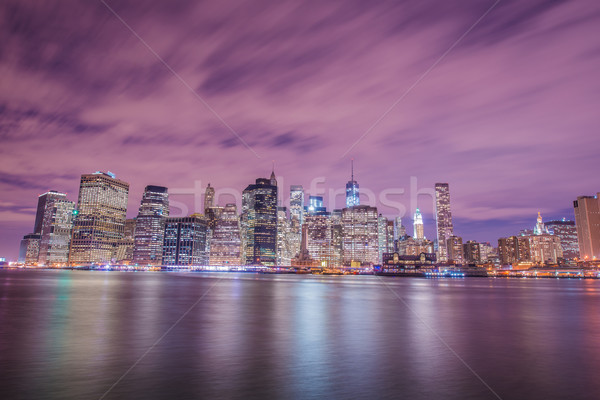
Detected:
[{"left": 351, "top": 158, "right": 354, "bottom": 181}]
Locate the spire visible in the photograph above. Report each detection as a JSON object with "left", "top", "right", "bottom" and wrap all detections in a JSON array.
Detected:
[
  {"left": 351, "top": 158, "right": 354, "bottom": 181},
  {"left": 270, "top": 160, "right": 277, "bottom": 186}
]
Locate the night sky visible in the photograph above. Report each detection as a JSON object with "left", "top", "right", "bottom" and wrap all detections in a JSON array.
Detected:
[{"left": 1, "top": 0, "right": 599, "bottom": 260}]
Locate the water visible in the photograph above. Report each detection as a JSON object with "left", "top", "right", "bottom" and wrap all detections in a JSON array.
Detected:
[{"left": 2, "top": 270, "right": 600, "bottom": 400}]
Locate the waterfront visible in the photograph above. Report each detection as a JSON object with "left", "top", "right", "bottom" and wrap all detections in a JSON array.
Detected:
[{"left": 2, "top": 270, "right": 600, "bottom": 399}]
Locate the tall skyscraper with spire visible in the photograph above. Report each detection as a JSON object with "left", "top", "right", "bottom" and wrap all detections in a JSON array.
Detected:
[
  {"left": 345, "top": 159, "right": 359, "bottom": 208},
  {"left": 434, "top": 183, "right": 454, "bottom": 262},
  {"left": 413, "top": 208, "right": 424, "bottom": 240}
]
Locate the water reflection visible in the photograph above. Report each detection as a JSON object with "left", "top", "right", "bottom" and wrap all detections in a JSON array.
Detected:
[{"left": 2, "top": 271, "right": 600, "bottom": 399}]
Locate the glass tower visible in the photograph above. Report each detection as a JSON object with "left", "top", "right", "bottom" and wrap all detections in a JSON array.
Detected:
[{"left": 133, "top": 185, "right": 169, "bottom": 265}]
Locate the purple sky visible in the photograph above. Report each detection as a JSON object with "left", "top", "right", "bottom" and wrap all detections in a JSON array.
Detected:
[{"left": 1, "top": 0, "right": 599, "bottom": 260}]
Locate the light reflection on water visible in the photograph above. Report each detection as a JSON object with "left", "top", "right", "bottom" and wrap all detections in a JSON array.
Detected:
[{"left": 1, "top": 270, "right": 600, "bottom": 399}]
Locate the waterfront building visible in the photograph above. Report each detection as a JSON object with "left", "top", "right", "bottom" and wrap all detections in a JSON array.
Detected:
[
  {"left": 434, "top": 183, "right": 454, "bottom": 263},
  {"left": 573, "top": 194, "right": 600, "bottom": 260},
  {"left": 528, "top": 234, "right": 563, "bottom": 264},
  {"left": 38, "top": 192, "right": 75, "bottom": 265},
  {"left": 209, "top": 203, "right": 241, "bottom": 265},
  {"left": 18, "top": 234, "right": 41, "bottom": 264},
  {"left": 386, "top": 220, "right": 395, "bottom": 254},
  {"left": 277, "top": 206, "right": 293, "bottom": 266},
  {"left": 69, "top": 172, "right": 129, "bottom": 264},
  {"left": 162, "top": 216, "right": 210, "bottom": 265},
  {"left": 345, "top": 160, "right": 360, "bottom": 208},
  {"left": 479, "top": 242, "right": 496, "bottom": 263},
  {"left": 446, "top": 236, "right": 464, "bottom": 264},
  {"left": 413, "top": 208, "right": 424, "bottom": 240},
  {"left": 133, "top": 185, "right": 169, "bottom": 265},
  {"left": 33, "top": 191, "right": 68, "bottom": 235},
  {"left": 241, "top": 175, "right": 278, "bottom": 265},
  {"left": 397, "top": 236, "right": 434, "bottom": 256},
  {"left": 463, "top": 240, "right": 481, "bottom": 264},
  {"left": 116, "top": 218, "right": 136, "bottom": 263},
  {"left": 304, "top": 212, "right": 334, "bottom": 265},
  {"left": 378, "top": 215, "right": 389, "bottom": 263},
  {"left": 546, "top": 219, "right": 579, "bottom": 260},
  {"left": 342, "top": 205, "right": 378, "bottom": 265}
]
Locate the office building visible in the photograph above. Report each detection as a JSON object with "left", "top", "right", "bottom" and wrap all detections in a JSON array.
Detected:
[
  {"left": 546, "top": 219, "right": 579, "bottom": 260},
  {"left": 277, "top": 206, "right": 293, "bottom": 265},
  {"left": 209, "top": 203, "right": 241, "bottom": 265},
  {"left": 290, "top": 185, "right": 304, "bottom": 226},
  {"left": 116, "top": 218, "right": 136, "bottom": 263},
  {"left": 345, "top": 160, "right": 360, "bottom": 208},
  {"left": 434, "top": 183, "right": 454, "bottom": 262},
  {"left": 38, "top": 192, "right": 75, "bottom": 265},
  {"left": 446, "top": 235, "right": 464, "bottom": 264},
  {"left": 242, "top": 175, "right": 278, "bottom": 265},
  {"left": 413, "top": 208, "right": 424, "bottom": 240},
  {"left": 133, "top": 185, "right": 169, "bottom": 265},
  {"left": 204, "top": 183, "right": 215, "bottom": 213},
  {"left": 163, "top": 216, "right": 210, "bottom": 265},
  {"left": 573, "top": 194, "right": 600, "bottom": 260},
  {"left": 341, "top": 205, "right": 378, "bottom": 265},
  {"left": 19, "top": 234, "right": 41, "bottom": 264},
  {"left": 463, "top": 240, "right": 481, "bottom": 264},
  {"left": 69, "top": 172, "right": 129, "bottom": 264}
]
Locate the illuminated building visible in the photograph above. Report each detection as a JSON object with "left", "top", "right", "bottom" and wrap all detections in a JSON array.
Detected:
[
  {"left": 330, "top": 209, "right": 343, "bottom": 266},
  {"left": 162, "top": 216, "right": 210, "bottom": 265},
  {"left": 289, "top": 185, "right": 304, "bottom": 260},
  {"left": 304, "top": 210, "right": 338, "bottom": 266},
  {"left": 19, "top": 233, "right": 41, "bottom": 264},
  {"left": 290, "top": 185, "right": 304, "bottom": 226},
  {"left": 446, "top": 236, "right": 464, "bottom": 264},
  {"left": 397, "top": 237, "right": 434, "bottom": 256},
  {"left": 209, "top": 203, "right": 241, "bottom": 265},
  {"left": 345, "top": 160, "right": 360, "bottom": 208},
  {"left": 528, "top": 234, "right": 562, "bottom": 264},
  {"left": 546, "top": 219, "right": 579, "bottom": 260},
  {"left": 69, "top": 172, "right": 129, "bottom": 264},
  {"left": 277, "top": 206, "right": 293, "bottom": 265},
  {"left": 479, "top": 242, "right": 496, "bottom": 263},
  {"left": 463, "top": 240, "right": 481, "bottom": 264},
  {"left": 38, "top": 192, "right": 75, "bottom": 265},
  {"left": 33, "top": 191, "right": 66, "bottom": 234},
  {"left": 394, "top": 216, "right": 406, "bottom": 240},
  {"left": 413, "top": 208, "right": 424, "bottom": 240},
  {"left": 133, "top": 185, "right": 169, "bottom": 265},
  {"left": 242, "top": 175, "right": 278, "bottom": 265},
  {"left": 378, "top": 215, "right": 389, "bottom": 263},
  {"left": 533, "top": 212, "right": 549, "bottom": 235},
  {"left": 204, "top": 183, "right": 215, "bottom": 213},
  {"left": 307, "top": 196, "right": 325, "bottom": 213},
  {"left": 386, "top": 220, "right": 395, "bottom": 254},
  {"left": 342, "top": 205, "right": 378, "bottom": 265},
  {"left": 573, "top": 194, "right": 600, "bottom": 260},
  {"left": 434, "top": 183, "right": 454, "bottom": 262},
  {"left": 116, "top": 218, "right": 136, "bottom": 262}
]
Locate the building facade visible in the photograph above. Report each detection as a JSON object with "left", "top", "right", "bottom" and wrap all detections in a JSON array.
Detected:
[
  {"left": 19, "top": 234, "right": 41, "bottom": 264},
  {"left": 209, "top": 203, "right": 241, "bottom": 265},
  {"left": 163, "top": 216, "right": 210, "bottom": 265},
  {"left": 546, "top": 219, "right": 579, "bottom": 260},
  {"left": 434, "top": 183, "right": 454, "bottom": 262},
  {"left": 341, "top": 205, "right": 378, "bottom": 265},
  {"left": 38, "top": 192, "right": 75, "bottom": 265},
  {"left": 69, "top": 172, "right": 129, "bottom": 264},
  {"left": 573, "top": 194, "right": 600, "bottom": 260},
  {"left": 133, "top": 185, "right": 169, "bottom": 265},
  {"left": 413, "top": 208, "right": 424, "bottom": 240},
  {"left": 345, "top": 160, "right": 360, "bottom": 208},
  {"left": 242, "top": 177, "right": 278, "bottom": 265}
]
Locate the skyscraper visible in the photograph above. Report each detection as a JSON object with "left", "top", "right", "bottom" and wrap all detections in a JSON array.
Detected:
[
  {"left": 413, "top": 208, "right": 424, "bottom": 240},
  {"left": 446, "top": 235, "right": 464, "bottom": 264},
  {"left": 277, "top": 206, "right": 293, "bottom": 266},
  {"left": 242, "top": 175, "right": 278, "bottom": 265},
  {"left": 345, "top": 160, "right": 360, "bottom": 208},
  {"left": 33, "top": 191, "right": 67, "bottom": 235},
  {"left": 342, "top": 205, "right": 378, "bottom": 265},
  {"left": 133, "top": 185, "right": 169, "bottom": 265},
  {"left": 289, "top": 185, "right": 304, "bottom": 226},
  {"left": 434, "top": 183, "right": 454, "bottom": 262},
  {"left": 19, "top": 234, "right": 41, "bottom": 264},
  {"left": 573, "top": 194, "right": 600, "bottom": 260},
  {"left": 204, "top": 183, "right": 215, "bottom": 213},
  {"left": 162, "top": 216, "right": 210, "bottom": 265},
  {"left": 116, "top": 218, "right": 136, "bottom": 262},
  {"left": 546, "top": 219, "right": 579, "bottom": 260},
  {"left": 209, "top": 203, "right": 241, "bottom": 265},
  {"left": 533, "top": 212, "right": 549, "bottom": 235},
  {"left": 69, "top": 172, "right": 129, "bottom": 264},
  {"left": 38, "top": 191, "right": 75, "bottom": 265}
]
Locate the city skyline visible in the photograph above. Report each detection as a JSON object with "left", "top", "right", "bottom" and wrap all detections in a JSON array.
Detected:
[{"left": 1, "top": 0, "right": 599, "bottom": 259}]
